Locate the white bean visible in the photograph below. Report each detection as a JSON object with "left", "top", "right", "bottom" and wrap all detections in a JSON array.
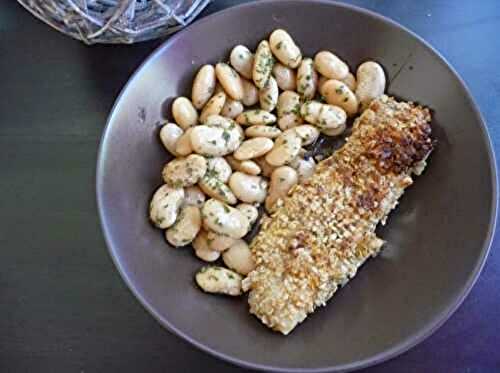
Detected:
[
  {"left": 265, "top": 130, "right": 302, "bottom": 166},
  {"left": 259, "top": 76, "right": 279, "bottom": 112},
  {"left": 220, "top": 98, "right": 244, "bottom": 119},
  {"left": 314, "top": 51, "right": 349, "bottom": 80},
  {"left": 199, "top": 91, "right": 226, "bottom": 123},
  {"left": 240, "top": 161, "right": 261, "bottom": 175},
  {"left": 225, "top": 155, "right": 262, "bottom": 176},
  {"left": 245, "top": 125, "right": 282, "bottom": 139},
  {"left": 159, "top": 122, "right": 183, "bottom": 156},
  {"left": 290, "top": 157, "right": 316, "bottom": 183},
  {"left": 192, "top": 64, "right": 216, "bottom": 109},
  {"left": 222, "top": 240, "right": 255, "bottom": 275},
  {"left": 203, "top": 246, "right": 223, "bottom": 266},
  {"left": 201, "top": 199, "right": 250, "bottom": 238},
  {"left": 206, "top": 156, "right": 232, "bottom": 183},
  {"left": 317, "top": 104, "right": 347, "bottom": 134},
  {"left": 165, "top": 205, "right": 201, "bottom": 247},
  {"left": 297, "top": 58, "right": 318, "bottom": 100},
  {"left": 253, "top": 40, "right": 274, "bottom": 89},
  {"left": 272, "top": 62, "right": 296, "bottom": 91},
  {"left": 236, "top": 203, "right": 259, "bottom": 225},
  {"left": 184, "top": 186, "right": 206, "bottom": 207},
  {"left": 241, "top": 79, "right": 259, "bottom": 106},
  {"left": 277, "top": 91, "right": 303, "bottom": 130},
  {"left": 207, "top": 230, "right": 236, "bottom": 252},
  {"left": 321, "top": 125, "right": 347, "bottom": 137},
  {"left": 195, "top": 248, "right": 220, "bottom": 262},
  {"left": 236, "top": 110, "right": 276, "bottom": 126},
  {"left": 190, "top": 123, "right": 242, "bottom": 157},
  {"left": 162, "top": 154, "right": 207, "bottom": 188},
  {"left": 229, "top": 45, "right": 254, "bottom": 80},
  {"left": 172, "top": 97, "right": 198, "bottom": 130},
  {"left": 293, "top": 125, "right": 320, "bottom": 146},
  {"left": 355, "top": 61, "right": 386, "bottom": 109},
  {"left": 199, "top": 174, "right": 237, "bottom": 205},
  {"left": 300, "top": 101, "right": 323, "bottom": 124},
  {"left": 229, "top": 172, "right": 268, "bottom": 203},
  {"left": 207, "top": 115, "right": 245, "bottom": 147},
  {"left": 234, "top": 137, "right": 274, "bottom": 160},
  {"left": 193, "top": 231, "right": 221, "bottom": 262},
  {"left": 204, "top": 114, "right": 240, "bottom": 130},
  {"left": 215, "top": 62, "right": 244, "bottom": 101},
  {"left": 175, "top": 127, "right": 194, "bottom": 156},
  {"left": 320, "top": 79, "right": 359, "bottom": 116},
  {"left": 195, "top": 266, "right": 242, "bottom": 296},
  {"left": 342, "top": 72, "right": 357, "bottom": 91},
  {"left": 269, "top": 29, "right": 302, "bottom": 68},
  {"left": 265, "top": 166, "right": 298, "bottom": 212},
  {"left": 149, "top": 185, "right": 185, "bottom": 229}
]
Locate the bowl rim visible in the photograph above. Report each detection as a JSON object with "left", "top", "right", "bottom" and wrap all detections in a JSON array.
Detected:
[{"left": 96, "top": 0, "right": 498, "bottom": 371}]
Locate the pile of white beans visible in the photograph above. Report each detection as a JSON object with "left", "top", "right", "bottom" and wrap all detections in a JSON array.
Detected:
[{"left": 149, "top": 29, "right": 387, "bottom": 295}]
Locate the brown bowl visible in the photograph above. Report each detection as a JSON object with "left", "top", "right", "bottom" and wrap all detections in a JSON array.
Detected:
[{"left": 96, "top": 1, "right": 497, "bottom": 371}]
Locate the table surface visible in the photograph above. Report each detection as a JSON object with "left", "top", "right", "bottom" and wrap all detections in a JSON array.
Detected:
[{"left": 1, "top": 0, "right": 499, "bottom": 372}]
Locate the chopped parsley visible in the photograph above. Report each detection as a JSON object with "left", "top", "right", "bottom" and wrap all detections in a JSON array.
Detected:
[
  {"left": 291, "top": 103, "right": 301, "bottom": 116},
  {"left": 222, "top": 130, "right": 231, "bottom": 143},
  {"left": 172, "top": 179, "right": 183, "bottom": 188}
]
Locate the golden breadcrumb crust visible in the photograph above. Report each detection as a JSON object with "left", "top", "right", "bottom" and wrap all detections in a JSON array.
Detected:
[{"left": 243, "top": 95, "right": 433, "bottom": 334}]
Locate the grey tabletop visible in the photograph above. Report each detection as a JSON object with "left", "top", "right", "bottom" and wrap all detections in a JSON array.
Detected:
[{"left": 1, "top": 0, "right": 499, "bottom": 372}]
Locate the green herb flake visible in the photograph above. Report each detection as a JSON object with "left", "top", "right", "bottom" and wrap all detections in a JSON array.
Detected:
[{"left": 172, "top": 179, "right": 184, "bottom": 188}]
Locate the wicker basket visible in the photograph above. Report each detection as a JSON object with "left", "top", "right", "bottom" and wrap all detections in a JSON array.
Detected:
[{"left": 18, "top": 0, "right": 210, "bottom": 44}]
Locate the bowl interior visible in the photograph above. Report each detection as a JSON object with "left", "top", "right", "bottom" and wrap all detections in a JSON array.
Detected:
[{"left": 97, "top": 1, "right": 496, "bottom": 371}]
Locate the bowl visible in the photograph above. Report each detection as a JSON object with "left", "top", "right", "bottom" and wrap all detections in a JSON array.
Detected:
[{"left": 96, "top": 1, "right": 497, "bottom": 371}]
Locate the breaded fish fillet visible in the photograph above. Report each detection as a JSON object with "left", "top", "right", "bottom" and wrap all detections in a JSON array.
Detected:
[{"left": 243, "top": 95, "right": 434, "bottom": 334}]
